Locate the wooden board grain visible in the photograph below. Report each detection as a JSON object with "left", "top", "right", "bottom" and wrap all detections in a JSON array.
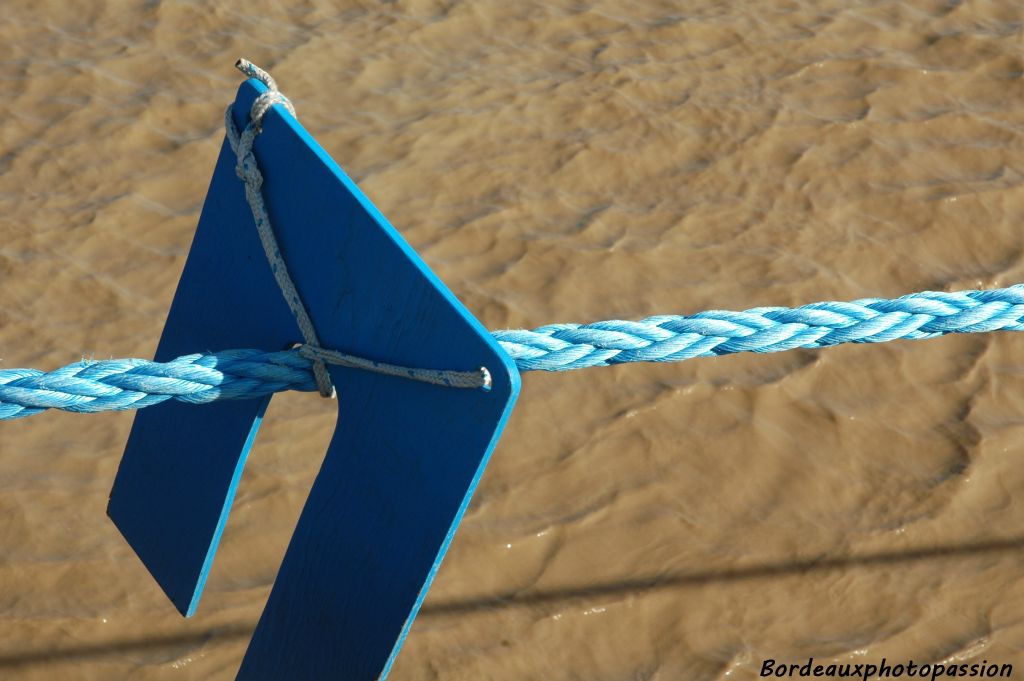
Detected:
[{"left": 108, "top": 79, "right": 519, "bottom": 679}]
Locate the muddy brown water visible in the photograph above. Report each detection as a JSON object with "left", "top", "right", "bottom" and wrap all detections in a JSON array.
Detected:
[{"left": 3, "top": 1, "right": 1024, "bottom": 679}]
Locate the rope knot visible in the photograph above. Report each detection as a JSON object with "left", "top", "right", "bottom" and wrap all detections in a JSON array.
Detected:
[
  {"left": 251, "top": 91, "right": 295, "bottom": 131},
  {"left": 236, "top": 155, "right": 262, "bottom": 188},
  {"left": 222, "top": 58, "right": 493, "bottom": 399},
  {"left": 234, "top": 59, "right": 297, "bottom": 130},
  {"left": 225, "top": 58, "right": 334, "bottom": 399}
]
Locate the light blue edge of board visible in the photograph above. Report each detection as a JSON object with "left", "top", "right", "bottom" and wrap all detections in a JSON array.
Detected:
[
  {"left": 236, "top": 77, "right": 521, "bottom": 677},
  {"left": 378, "top": 403, "right": 514, "bottom": 680},
  {"left": 187, "top": 396, "right": 270, "bottom": 617}
]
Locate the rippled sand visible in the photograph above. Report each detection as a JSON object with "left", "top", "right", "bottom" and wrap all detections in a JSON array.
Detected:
[{"left": 3, "top": 1, "right": 1024, "bottom": 679}]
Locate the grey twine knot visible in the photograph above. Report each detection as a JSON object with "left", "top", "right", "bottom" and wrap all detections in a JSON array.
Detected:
[
  {"left": 223, "top": 59, "right": 492, "bottom": 397},
  {"left": 225, "top": 59, "right": 335, "bottom": 397}
]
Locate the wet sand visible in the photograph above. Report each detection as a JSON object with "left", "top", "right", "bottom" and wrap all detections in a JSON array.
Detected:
[{"left": 3, "top": 1, "right": 1024, "bottom": 679}]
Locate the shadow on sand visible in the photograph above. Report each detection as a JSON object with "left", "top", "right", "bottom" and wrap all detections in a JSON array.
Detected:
[{"left": 1, "top": 534, "right": 1021, "bottom": 668}]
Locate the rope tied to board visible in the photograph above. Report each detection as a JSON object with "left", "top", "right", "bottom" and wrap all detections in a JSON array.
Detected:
[
  {"left": 3, "top": 286, "right": 1024, "bottom": 420},
  {"left": 3, "top": 59, "right": 1024, "bottom": 420},
  {"left": 224, "top": 59, "right": 490, "bottom": 396},
  {"left": 224, "top": 59, "right": 334, "bottom": 397}
]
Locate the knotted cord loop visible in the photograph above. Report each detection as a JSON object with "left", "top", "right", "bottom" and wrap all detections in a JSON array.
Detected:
[
  {"left": 235, "top": 59, "right": 297, "bottom": 127},
  {"left": 297, "top": 345, "right": 491, "bottom": 390},
  {"left": 223, "top": 59, "right": 491, "bottom": 398},
  {"left": 225, "top": 59, "right": 334, "bottom": 397}
]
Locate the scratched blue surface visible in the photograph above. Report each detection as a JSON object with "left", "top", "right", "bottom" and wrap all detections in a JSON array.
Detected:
[{"left": 109, "top": 80, "right": 519, "bottom": 679}]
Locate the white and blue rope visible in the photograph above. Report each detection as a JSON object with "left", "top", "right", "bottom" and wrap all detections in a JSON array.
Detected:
[
  {"left": 497, "top": 286, "right": 1024, "bottom": 371},
  {"left": 3, "top": 286, "right": 1023, "bottom": 420}
]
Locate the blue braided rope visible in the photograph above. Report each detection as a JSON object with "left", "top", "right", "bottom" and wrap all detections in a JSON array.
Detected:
[
  {"left": 3, "top": 285, "right": 1023, "bottom": 420},
  {"left": 495, "top": 285, "right": 1024, "bottom": 371},
  {"left": 0, "top": 350, "right": 316, "bottom": 420}
]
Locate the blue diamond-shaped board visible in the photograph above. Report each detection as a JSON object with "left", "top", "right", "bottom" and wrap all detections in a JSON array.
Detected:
[{"left": 107, "top": 78, "right": 519, "bottom": 680}]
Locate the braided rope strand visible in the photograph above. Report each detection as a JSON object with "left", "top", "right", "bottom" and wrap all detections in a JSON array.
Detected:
[
  {"left": 3, "top": 286, "right": 1023, "bottom": 420},
  {"left": 0, "top": 350, "right": 316, "bottom": 420},
  {"left": 492, "top": 285, "right": 1024, "bottom": 371}
]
